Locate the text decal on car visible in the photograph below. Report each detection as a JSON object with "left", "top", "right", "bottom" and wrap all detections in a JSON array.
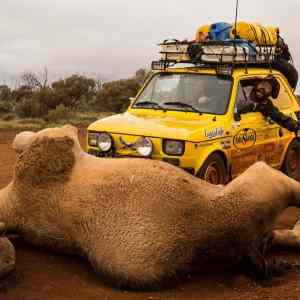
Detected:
[
  {"left": 205, "top": 128, "right": 225, "bottom": 139},
  {"left": 233, "top": 128, "right": 257, "bottom": 150}
]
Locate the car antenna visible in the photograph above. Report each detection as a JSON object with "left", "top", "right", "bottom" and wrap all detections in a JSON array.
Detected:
[
  {"left": 233, "top": 0, "right": 239, "bottom": 39},
  {"left": 232, "top": 0, "right": 249, "bottom": 74}
]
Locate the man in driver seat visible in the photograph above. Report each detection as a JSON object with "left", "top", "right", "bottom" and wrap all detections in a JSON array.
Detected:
[{"left": 241, "top": 75, "right": 300, "bottom": 133}]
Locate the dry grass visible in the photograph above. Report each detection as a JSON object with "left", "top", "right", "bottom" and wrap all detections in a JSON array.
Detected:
[{"left": 0, "top": 112, "right": 113, "bottom": 131}]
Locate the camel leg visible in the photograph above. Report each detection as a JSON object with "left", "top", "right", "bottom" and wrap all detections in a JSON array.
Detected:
[
  {"left": 273, "top": 219, "right": 300, "bottom": 248},
  {"left": 0, "top": 237, "right": 15, "bottom": 278},
  {"left": 0, "top": 223, "right": 6, "bottom": 234},
  {"left": 224, "top": 162, "right": 300, "bottom": 277},
  {"left": 226, "top": 162, "right": 300, "bottom": 215},
  {"left": 228, "top": 162, "right": 300, "bottom": 250}
]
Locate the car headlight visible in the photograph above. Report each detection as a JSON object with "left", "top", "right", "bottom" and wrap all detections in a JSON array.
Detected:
[
  {"left": 136, "top": 137, "right": 153, "bottom": 157},
  {"left": 163, "top": 140, "right": 185, "bottom": 156},
  {"left": 88, "top": 132, "right": 98, "bottom": 147},
  {"left": 98, "top": 132, "right": 113, "bottom": 152}
]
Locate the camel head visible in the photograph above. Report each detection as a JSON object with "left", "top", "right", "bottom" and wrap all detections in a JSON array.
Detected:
[
  {"left": 12, "top": 125, "right": 81, "bottom": 186},
  {"left": 12, "top": 125, "right": 80, "bottom": 154}
]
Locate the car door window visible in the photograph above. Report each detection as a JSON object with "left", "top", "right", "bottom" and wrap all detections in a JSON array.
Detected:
[
  {"left": 271, "top": 77, "right": 293, "bottom": 110},
  {"left": 235, "top": 79, "right": 257, "bottom": 115},
  {"left": 235, "top": 83, "right": 254, "bottom": 114}
]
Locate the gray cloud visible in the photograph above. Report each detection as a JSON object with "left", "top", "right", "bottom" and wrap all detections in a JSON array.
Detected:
[{"left": 0, "top": 0, "right": 300, "bottom": 91}]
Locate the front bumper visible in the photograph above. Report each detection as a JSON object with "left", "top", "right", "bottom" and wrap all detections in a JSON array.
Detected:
[{"left": 87, "top": 147, "right": 195, "bottom": 175}]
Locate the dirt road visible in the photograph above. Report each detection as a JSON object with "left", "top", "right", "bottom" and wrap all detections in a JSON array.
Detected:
[{"left": 1, "top": 129, "right": 300, "bottom": 300}]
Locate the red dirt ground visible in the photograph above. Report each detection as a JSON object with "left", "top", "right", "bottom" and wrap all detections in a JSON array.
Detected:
[{"left": 1, "top": 129, "right": 300, "bottom": 300}]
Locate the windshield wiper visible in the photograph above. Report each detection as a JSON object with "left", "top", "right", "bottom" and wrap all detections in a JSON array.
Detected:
[
  {"left": 163, "top": 102, "right": 202, "bottom": 114},
  {"left": 135, "top": 101, "right": 163, "bottom": 109}
]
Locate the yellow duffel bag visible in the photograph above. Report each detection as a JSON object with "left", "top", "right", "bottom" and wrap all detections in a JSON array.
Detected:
[
  {"left": 230, "top": 21, "right": 279, "bottom": 46},
  {"left": 195, "top": 25, "right": 211, "bottom": 42}
]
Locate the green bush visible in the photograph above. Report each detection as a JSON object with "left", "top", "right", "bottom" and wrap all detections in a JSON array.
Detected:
[
  {"left": 46, "top": 104, "right": 71, "bottom": 123},
  {"left": 96, "top": 79, "right": 141, "bottom": 113},
  {"left": 75, "top": 95, "right": 95, "bottom": 112},
  {"left": 0, "top": 101, "right": 13, "bottom": 113},
  {"left": 0, "top": 69, "right": 149, "bottom": 119},
  {"left": 15, "top": 98, "right": 48, "bottom": 118}
]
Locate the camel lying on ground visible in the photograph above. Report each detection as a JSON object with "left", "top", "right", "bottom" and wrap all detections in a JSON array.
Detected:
[{"left": 0, "top": 125, "right": 300, "bottom": 290}]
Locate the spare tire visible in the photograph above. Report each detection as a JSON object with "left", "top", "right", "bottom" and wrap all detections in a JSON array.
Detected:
[{"left": 271, "top": 59, "right": 298, "bottom": 89}]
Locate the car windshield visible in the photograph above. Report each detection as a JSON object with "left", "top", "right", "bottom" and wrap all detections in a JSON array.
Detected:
[{"left": 134, "top": 73, "right": 232, "bottom": 115}]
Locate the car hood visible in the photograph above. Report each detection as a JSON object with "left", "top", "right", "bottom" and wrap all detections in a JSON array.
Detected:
[{"left": 88, "top": 111, "right": 228, "bottom": 142}]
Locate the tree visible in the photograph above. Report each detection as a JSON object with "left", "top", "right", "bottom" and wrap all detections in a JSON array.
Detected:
[
  {"left": 20, "top": 67, "right": 48, "bottom": 90},
  {"left": 11, "top": 85, "right": 33, "bottom": 102},
  {"left": 0, "top": 85, "right": 12, "bottom": 101},
  {"left": 134, "top": 68, "right": 151, "bottom": 85},
  {"left": 52, "top": 75, "right": 96, "bottom": 109},
  {"left": 96, "top": 78, "right": 141, "bottom": 112}
]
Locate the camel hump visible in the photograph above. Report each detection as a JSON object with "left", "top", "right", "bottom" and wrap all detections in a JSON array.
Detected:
[{"left": 14, "top": 135, "right": 75, "bottom": 185}]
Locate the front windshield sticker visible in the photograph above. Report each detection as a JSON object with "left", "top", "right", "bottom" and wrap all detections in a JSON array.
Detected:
[{"left": 205, "top": 128, "right": 225, "bottom": 139}]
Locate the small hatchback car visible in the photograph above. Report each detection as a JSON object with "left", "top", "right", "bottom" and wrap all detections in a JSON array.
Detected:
[{"left": 87, "top": 66, "right": 300, "bottom": 184}]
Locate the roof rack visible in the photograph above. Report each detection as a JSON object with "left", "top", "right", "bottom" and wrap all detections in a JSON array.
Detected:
[{"left": 152, "top": 39, "right": 279, "bottom": 72}]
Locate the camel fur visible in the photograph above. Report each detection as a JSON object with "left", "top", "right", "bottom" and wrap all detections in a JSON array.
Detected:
[{"left": 0, "top": 125, "right": 300, "bottom": 290}]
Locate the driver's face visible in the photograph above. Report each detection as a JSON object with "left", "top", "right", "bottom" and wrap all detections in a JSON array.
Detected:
[{"left": 254, "top": 81, "right": 273, "bottom": 100}]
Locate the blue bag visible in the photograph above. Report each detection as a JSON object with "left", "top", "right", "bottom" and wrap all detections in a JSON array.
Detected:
[{"left": 210, "top": 22, "right": 232, "bottom": 41}]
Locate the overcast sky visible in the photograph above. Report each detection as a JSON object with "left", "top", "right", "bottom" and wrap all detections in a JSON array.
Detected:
[{"left": 1, "top": 0, "right": 299, "bottom": 90}]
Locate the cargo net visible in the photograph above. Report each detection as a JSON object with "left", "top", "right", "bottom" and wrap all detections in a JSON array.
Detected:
[{"left": 152, "top": 37, "right": 292, "bottom": 70}]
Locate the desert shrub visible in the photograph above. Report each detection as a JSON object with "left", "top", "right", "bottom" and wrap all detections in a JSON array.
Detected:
[
  {"left": 1, "top": 68, "right": 149, "bottom": 118},
  {"left": 15, "top": 98, "right": 47, "bottom": 118},
  {"left": 52, "top": 75, "right": 96, "bottom": 109},
  {"left": 11, "top": 86, "right": 33, "bottom": 102},
  {"left": 0, "top": 85, "right": 12, "bottom": 101},
  {"left": 0, "top": 101, "right": 13, "bottom": 113},
  {"left": 74, "top": 95, "right": 95, "bottom": 112},
  {"left": 96, "top": 79, "right": 140, "bottom": 113},
  {"left": 45, "top": 104, "right": 71, "bottom": 123},
  {"left": 33, "top": 88, "right": 59, "bottom": 110}
]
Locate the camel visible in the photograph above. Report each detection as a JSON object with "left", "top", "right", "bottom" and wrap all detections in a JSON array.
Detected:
[{"left": 0, "top": 124, "right": 300, "bottom": 290}]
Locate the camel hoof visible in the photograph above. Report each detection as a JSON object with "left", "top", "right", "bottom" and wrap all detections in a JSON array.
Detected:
[{"left": 0, "top": 237, "right": 15, "bottom": 278}]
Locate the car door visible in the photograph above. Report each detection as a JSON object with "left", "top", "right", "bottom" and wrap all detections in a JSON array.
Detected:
[
  {"left": 230, "top": 78, "right": 282, "bottom": 178},
  {"left": 270, "top": 75, "right": 299, "bottom": 162}
]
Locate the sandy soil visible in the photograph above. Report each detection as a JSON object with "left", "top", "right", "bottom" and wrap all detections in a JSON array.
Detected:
[{"left": 1, "top": 128, "right": 300, "bottom": 300}]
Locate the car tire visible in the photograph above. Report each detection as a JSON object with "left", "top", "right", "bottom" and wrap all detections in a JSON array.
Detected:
[
  {"left": 281, "top": 139, "right": 300, "bottom": 181},
  {"left": 197, "top": 153, "right": 228, "bottom": 185},
  {"left": 272, "top": 59, "right": 299, "bottom": 90}
]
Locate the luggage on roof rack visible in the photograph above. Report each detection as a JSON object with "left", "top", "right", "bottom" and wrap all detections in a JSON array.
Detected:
[
  {"left": 195, "top": 21, "right": 279, "bottom": 46},
  {"left": 158, "top": 39, "right": 276, "bottom": 65},
  {"left": 159, "top": 39, "right": 190, "bottom": 62},
  {"left": 230, "top": 22, "right": 279, "bottom": 46},
  {"left": 152, "top": 22, "right": 297, "bottom": 89}
]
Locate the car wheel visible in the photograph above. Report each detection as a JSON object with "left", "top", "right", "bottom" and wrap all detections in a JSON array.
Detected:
[
  {"left": 197, "top": 153, "right": 228, "bottom": 185},
  {"left": 282, "top": 139, "right": 300, "bottom": 180},
  {"left": 272, "top": 59, "right": 298, "bottom": 90}
]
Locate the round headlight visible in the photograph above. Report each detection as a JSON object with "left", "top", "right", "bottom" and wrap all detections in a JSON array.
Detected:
[
  {"left": 136, "top": 137, "right": 153, "bottom": 157},
  {"left": 98, "top": 133, "right": 113, "bottom": 152}
]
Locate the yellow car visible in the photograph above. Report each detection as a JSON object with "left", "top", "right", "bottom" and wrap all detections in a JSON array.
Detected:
[{"left": 87, "top": 66, "right": 300, "bottom": 184}]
